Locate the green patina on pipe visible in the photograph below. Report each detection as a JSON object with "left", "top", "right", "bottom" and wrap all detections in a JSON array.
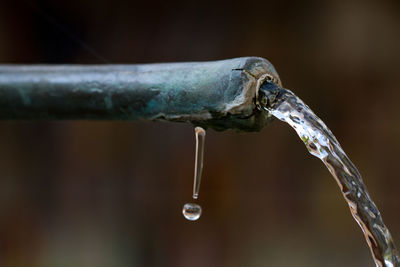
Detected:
[{"left": 0, "top": 57, "right": 281, "bottom": 131}]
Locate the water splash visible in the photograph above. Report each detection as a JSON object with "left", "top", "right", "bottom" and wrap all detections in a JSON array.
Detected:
[
  {"left": 259, "top": 82, "right": 400, "bottom": 267},
  {"left": 183, "top": 127, "right": 206, "bottom": 221}
]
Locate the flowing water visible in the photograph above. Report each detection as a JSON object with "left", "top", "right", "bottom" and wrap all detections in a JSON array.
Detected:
[{"left": 259, "top": 82, "right": 400, "bottom": 266}]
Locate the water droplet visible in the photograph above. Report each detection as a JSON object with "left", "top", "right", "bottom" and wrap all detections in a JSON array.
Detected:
[
  {"left": 182, "top": 127, "right": 205, "bottom": 221},
  {"left": 182, "top": 203, "right": 202, "bottom": 221}
]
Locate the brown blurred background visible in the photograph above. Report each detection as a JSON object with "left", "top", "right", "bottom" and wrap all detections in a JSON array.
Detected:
[{"left": 0, "top": 0, "right": 399, "bottom": 266}]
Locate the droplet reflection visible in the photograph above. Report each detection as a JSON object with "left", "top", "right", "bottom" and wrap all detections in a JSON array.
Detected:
[{"left": 182, "top": 203, "right": 202, "bottom": 221}]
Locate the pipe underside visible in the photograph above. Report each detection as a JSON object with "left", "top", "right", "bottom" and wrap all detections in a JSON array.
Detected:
[{"left": 0, "top": 57, "right": 281, "bottom": 131}]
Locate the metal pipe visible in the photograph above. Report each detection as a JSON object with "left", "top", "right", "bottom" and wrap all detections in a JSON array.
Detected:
[{"left": 0, "top": 57, "right": 281, "bottom": 131}]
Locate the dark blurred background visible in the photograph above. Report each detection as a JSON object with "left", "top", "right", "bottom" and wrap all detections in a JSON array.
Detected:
[{"left": 0, "top": 0, "right": 399, "bottom": 266}]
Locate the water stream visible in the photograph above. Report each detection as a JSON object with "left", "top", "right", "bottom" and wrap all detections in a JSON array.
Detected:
[{"left": 259, "top": 82, "right": 399, "bottom": 266}]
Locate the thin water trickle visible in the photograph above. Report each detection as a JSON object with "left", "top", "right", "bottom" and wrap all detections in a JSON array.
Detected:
[
  {"left": 260, "top": 82, "right": 400, "bottom": 267},
  {"left": 183, "top": 127, "right": 206, "bottom": 221},
  {"left": 193, "top": 127, "right": 206, "bottom": 199}
]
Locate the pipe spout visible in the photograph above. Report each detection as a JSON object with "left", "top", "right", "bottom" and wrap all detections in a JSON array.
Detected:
[{"left": 0, "top": 57, "right": 281, "bottom": 131}]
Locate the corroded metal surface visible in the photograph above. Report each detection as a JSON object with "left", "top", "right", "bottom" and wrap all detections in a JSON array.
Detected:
[{"left": 0, "top": 57, "right": 281, "bottom": 131}]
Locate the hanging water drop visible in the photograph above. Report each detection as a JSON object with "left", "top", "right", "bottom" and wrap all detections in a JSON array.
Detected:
[
  {"left": 183, "top": 126, "right": 206, "bottom": 221},
  {"left": 182, "top": 203, "right": 202, "bottom": 221},
  {"left": 193, "top": 126, "right": 206, "bottom": 199}
]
